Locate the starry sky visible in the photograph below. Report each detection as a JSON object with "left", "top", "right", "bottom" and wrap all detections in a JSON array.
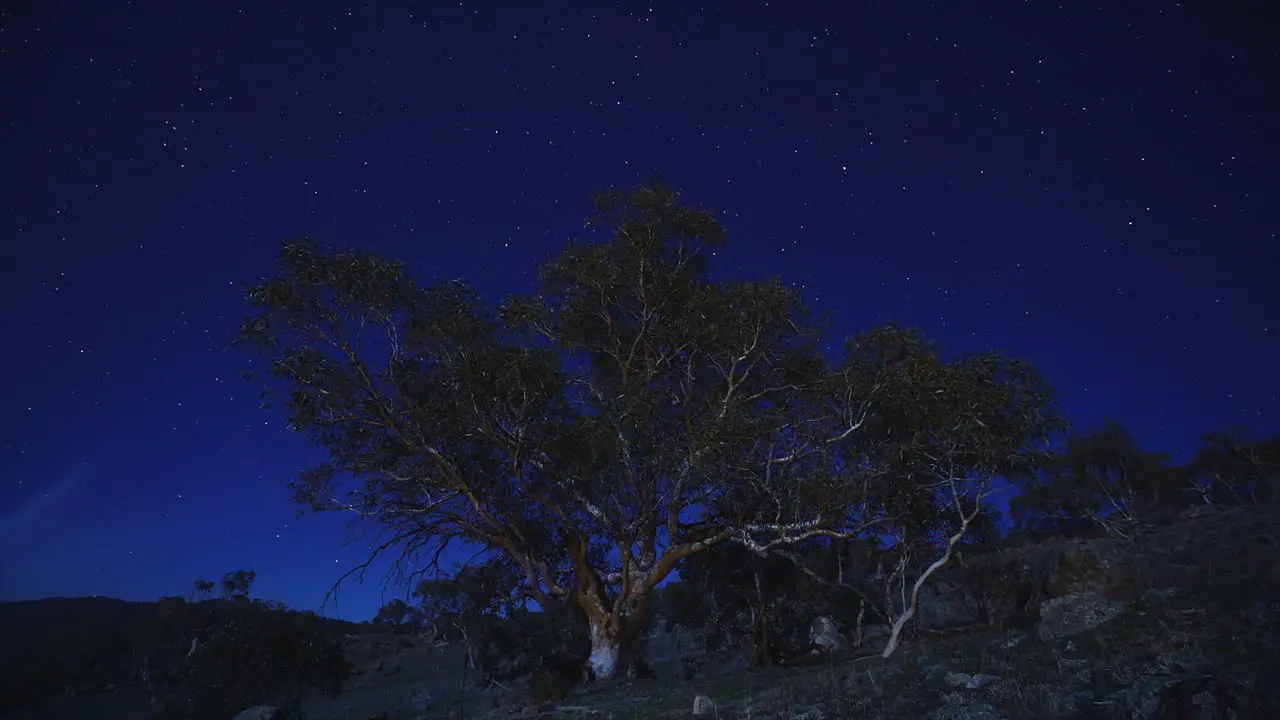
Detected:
[{"left": 2, "top": 2, "right": 1276, "bottom": 622}]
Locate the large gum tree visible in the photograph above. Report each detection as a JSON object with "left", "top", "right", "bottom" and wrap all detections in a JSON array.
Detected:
[{"left": 236, "top": 179, "right": 1063, "bottom": 678}]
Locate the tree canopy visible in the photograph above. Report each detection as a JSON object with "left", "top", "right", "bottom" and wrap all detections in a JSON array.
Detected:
[{"left": 237, "top": 178, "right": 1066, "bottom": 677}]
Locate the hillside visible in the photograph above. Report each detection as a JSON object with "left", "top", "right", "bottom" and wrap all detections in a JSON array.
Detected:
[
  {"left": 0, "top": 595, "right": 378, "bottom": 720},
  {"left": 0, "top": 596, "right": 371, "bottom": 671},
  {"left": 3, "top": 504, "right": 1277, "bottom": 719},
  {"left": 0, "top": 596, "right": 156, "bottom": 647}
]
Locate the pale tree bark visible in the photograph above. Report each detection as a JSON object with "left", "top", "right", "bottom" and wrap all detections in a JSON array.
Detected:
[
  {"left": 572, "top": 515, "right": 892, "bottom": 678},
  {"left": 586, "top": 620, "right": 623, "bottom": 679},
  {"left": 576, "top": 590, "right": 650, "bottom": 680},
  {"left": 881, "top": 477, "right": 986, "bottom": 658}
]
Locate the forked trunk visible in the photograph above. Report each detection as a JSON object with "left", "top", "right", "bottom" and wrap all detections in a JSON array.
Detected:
[
  {"left": 561, "top": 531, "right": 666, "bottom": 681},
  {"left": 578, "top": 590, "right": 652, "bottom": 680}
]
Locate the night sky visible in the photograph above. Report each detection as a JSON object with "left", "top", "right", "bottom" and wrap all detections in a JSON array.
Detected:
[{"left": 2, "top": 2, "right": 1276, "bottom": 622}]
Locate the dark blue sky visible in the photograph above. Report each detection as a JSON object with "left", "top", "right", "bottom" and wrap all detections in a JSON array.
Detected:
[{"left": 2, "top": 2, "right": 1276, "bottom": 622}]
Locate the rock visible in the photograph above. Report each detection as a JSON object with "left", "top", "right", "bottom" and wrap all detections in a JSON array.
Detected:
[
  {"left": 916, "top": 581, "right": 978, "bottom": 629},
  {"left": 1107, "top": 675, "right": 1258, "bottom": 719},
  {"left": 1138, "top": 587, "right": 1178, "bottom": 607},
  {"left": 1042, "top": 538, "right": 1149, "bottom": 599},
  {"left": 692, "top": 694, "right": 715, "bottom": 717},
  {"left": 929, "top": 529, "right": 1160, "bottom": 633},
  {"left": 1036, "top": 591, "right": 1126, "bottom": 641},
  {"left": 809, "top": 615, "right": 847, "bottom": 651},
  {"left": 944, "top": 671, "right": 997, "bottom": 690},
  {"left": 231, "top": 706, "right": 280, "bottom": 720}
]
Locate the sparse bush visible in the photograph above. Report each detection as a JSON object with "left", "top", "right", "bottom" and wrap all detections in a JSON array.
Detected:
[
  {"left": 528, "top": 650, "right": 586, "bottom": 703},
  {"left": 145, "top": 594, "right": 351, "bottom": 720},
  {"left": 482, "top": 603, "right": 589, "bottom": 681}
]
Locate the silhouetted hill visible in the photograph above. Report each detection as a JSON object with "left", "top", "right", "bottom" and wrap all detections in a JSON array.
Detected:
[
  {"left": 0, "top": 597, "right": 152, "bottom": 656},
  {"left": 1, "top": 594, "right": 370, "bottom": 629},
  {"left": 0, "top": 596, "right": 374, "bottom": 674}
]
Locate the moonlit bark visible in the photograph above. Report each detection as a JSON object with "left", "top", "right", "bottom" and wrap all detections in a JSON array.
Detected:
[{"left": 587, "top": 620, "right": 621, "bottom": 679}]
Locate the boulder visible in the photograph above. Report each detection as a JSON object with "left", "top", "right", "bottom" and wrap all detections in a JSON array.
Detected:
[
  {"left": 231, "top": 706, "right": 280, "bottom": 720},
  {"left": 1036, "top": 591, "right": 1126, "bottom": 641},
  {"left": 808, "top": 615, "right": 847, "bottom": 651}
]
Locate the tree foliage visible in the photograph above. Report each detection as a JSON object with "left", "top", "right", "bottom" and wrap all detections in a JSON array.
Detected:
[
  {"left": 373, "top": 559, "right": 589, "bottom": 682},
  {"left": 1187, "top": 428, "right": 1280, "bottom": 505},
  {"left": 133, "top": 571, "right": 351, "bottom": 720},
  {"left": 675, "top": 541, "right": 834, "bottom": 666},
  {"left": 1011, "top": 420, "right": 1177, "bottom": 537},
  {"left": 236, "top": 178, "right": 1066, "bottom": 675},
  {"left": 1011, "top": 420, "right": 1280, "bottom": 541},
  {"left": 371, "top": 597, "right": 420, "bottom": 633}
]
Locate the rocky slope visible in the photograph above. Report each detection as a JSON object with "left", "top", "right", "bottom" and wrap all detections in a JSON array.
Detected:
[
  {"left": 294, "top": 504, "right": 1280, "bottom": 720},
  {"left": 6, "top": 503, "right": 1279, "bottom": 719},
  {"left": 479, "top": 505, "right": 1278, "bottom": 719}
]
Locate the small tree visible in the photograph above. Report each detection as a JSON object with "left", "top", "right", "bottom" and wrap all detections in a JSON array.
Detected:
[
  {"left": 237, "top": 178, "right": 1063, "bottom": 676},
  {"left": 413, "top": 557, "right": 520, "bottom": 671},
  {"left": 1188, "top": 428, "right": 1280, "bottom": 506},
  {"left": 372, "top": 598, "right": 421, "bottom": 634},
  {"left": 1012, "top": 420, "right": 1182, "bottom": 539},
  {"left": 130, "top": 572, "right": 351, "bottom": 720},
  {"left": 826, "top": 329, "right": 1063, "bottom": 656},
  {"left": 218, "top": 569, "right": 256, "bottom": 601},
  {"left": 188, "top": 580, "right": 215, "bottom": 603}
]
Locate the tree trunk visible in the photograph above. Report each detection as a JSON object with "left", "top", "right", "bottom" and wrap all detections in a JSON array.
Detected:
[
  {"left": 578, "top": 589, "right": 653, "bottom": 680},
  {"left": 748, "top": 609, "right": 773, "bottom": 666},
  {"left": 587, "top": 619, "right": 622, "bottom": 679},
  {"left": 748, "top": 561, "right": 773, "bottom": 666},
  {"left": 882, "top": 506, "right": 975, "bottom": 658}
]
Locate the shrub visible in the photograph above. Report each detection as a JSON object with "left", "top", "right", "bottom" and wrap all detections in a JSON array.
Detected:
[{"left": 143, "top": 596, "right": 351, "bottom": 720}]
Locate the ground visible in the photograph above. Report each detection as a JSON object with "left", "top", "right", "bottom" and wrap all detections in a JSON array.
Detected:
[
  {"left": 3, "top": 505, "right": 1277, "bottom": 720},
  {"left": 337, "top": 505, "right": 1279, "bottom": 720}
]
